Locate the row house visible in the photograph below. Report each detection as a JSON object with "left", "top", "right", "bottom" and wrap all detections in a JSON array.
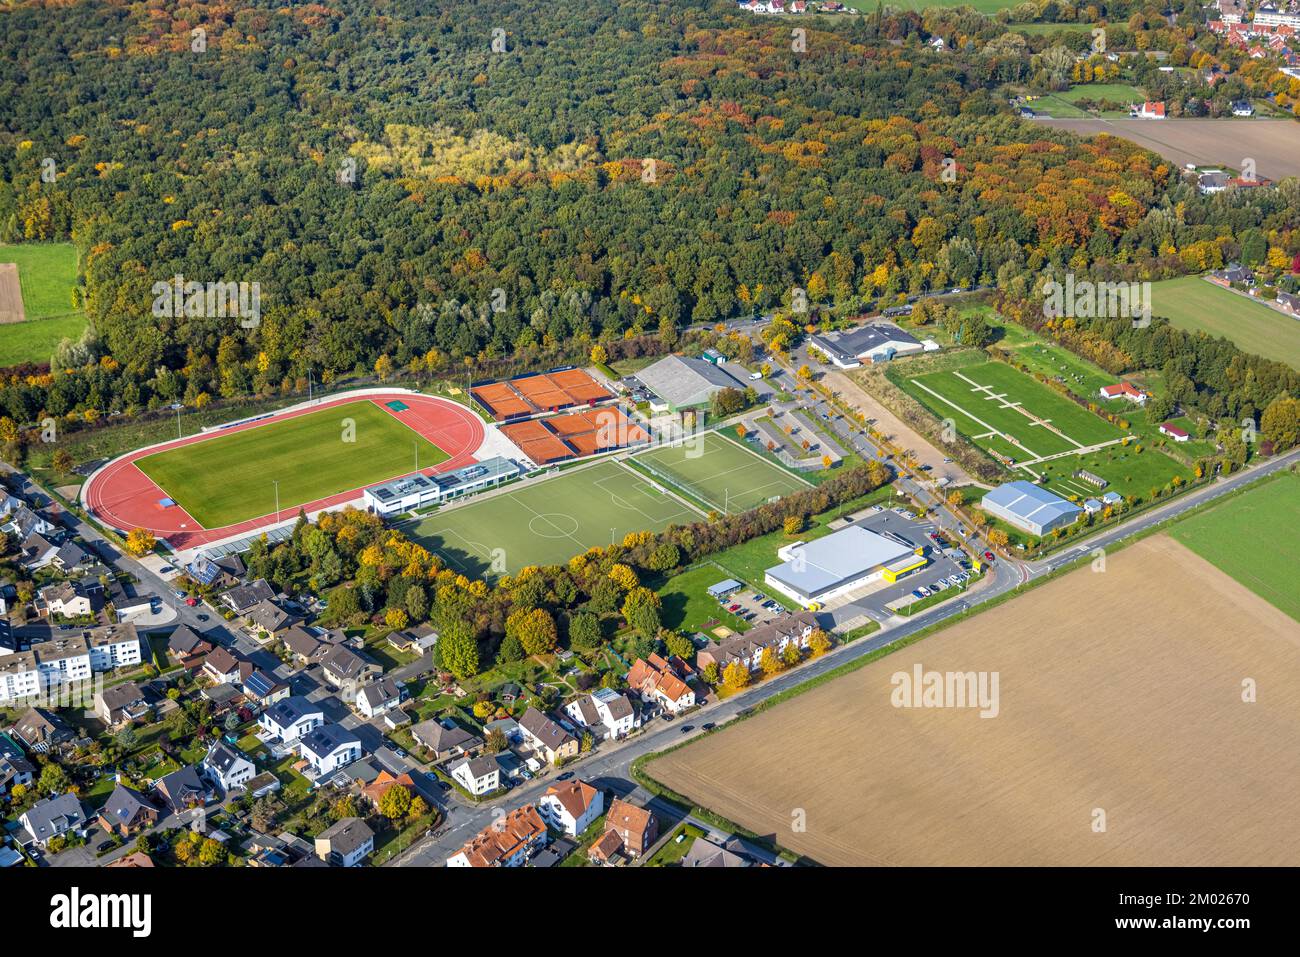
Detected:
[
  {"left": 626, "top": 653, "right": 697, "bottom": 714},
  {"left": 447, "top": 804, "right": 548, "bottom": 867},
  {"left": 696, "top": 611, "right": 818, "bottom": 674}
]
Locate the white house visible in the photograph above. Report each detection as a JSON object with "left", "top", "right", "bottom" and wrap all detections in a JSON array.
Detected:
[
  {"left": 1098, "top": 382, "right": 1148, "bottom": 405},
  {"left": 538, "top": 779, "right": 604, "bottom": 837},
  {"left": 315, "top": 817, "right": 374, "bottom": 867},
  {"left": 258, "top": 696, "right": 324, "bottom": 743},
  {"left": 449, "top": 755, "right": 501, "bottom": 797},
  {"left": 563, "top": 688, "right": 638, "bottom": 741},
  {"left": 85, "top": 623, "right": 143, "bottom": 671},
  {"left": 38, "top": 582, "right": 93, "bottom": 619},
  {"left": 203, "top": 742, "right": 256, "bottom": 792},
  {"left": 355, "top": 677, "right": 403, "bottom": 720},
  {"left": 20, "top": 792, "right": 88, "bottom": 847},
  {"left": 1159, "top": 422, "right": 1191, "bottom": 442},
  {"left": 297, "top": 724, "right": 362, "bottom": 779}
]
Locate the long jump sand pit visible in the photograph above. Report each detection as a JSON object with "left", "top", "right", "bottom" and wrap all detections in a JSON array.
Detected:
[{"left": 648, "top": 535, "right": 1300, "bottom": 865}]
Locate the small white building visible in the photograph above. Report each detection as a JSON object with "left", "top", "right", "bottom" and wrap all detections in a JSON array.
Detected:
[
  {"left": 563, "top": 688, "right": 638, "bottom": 741},
  {"left": 258, "top": 696, "right": 324, "bottom": 743},
  {"left": 449, "top": 755, "right": 501, "bottom": 797},
  {"left": 297, "top": 724, "right": 362, "bottom": 779},
  {"left": 355, "top": 678, "right": 403, "bottom": 720},
  {"left": 203, "top": 742, "right": 256, "bottom": 792}
]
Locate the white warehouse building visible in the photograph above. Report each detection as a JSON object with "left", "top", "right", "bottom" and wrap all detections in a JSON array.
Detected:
[{"left": 764, "top": 525, "right": 925, "bottom": 608}]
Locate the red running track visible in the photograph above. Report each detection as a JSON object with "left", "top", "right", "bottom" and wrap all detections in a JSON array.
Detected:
[{"left": 82, "top": 392, "right": 486, "bottom": 552}]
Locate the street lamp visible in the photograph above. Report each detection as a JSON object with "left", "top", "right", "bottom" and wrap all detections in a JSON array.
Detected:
[{"left": 272, "top": 479, "right": 280, "bottom": 525}]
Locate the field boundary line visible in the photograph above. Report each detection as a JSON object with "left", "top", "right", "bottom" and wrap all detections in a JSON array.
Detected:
[{"left": 909, "top": 377, "right": 1043, "bottom": 460}]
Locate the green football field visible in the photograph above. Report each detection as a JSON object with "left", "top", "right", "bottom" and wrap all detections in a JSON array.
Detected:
[
  {"left": 903, "top": 361, "right": 1123, "bottom": 463},
  {"left": 135, "top": 400, "right": 449, "bottom": 528},
  {"left": 1152, "top": 276, "right": 1300, "bottom": 370},
  {"left": 1168, "top": 472, "right": 1300, "bottom": 621},
  {"left": 405, "top": 458, "right": 701, "bottom": 579},
  {"left": 631, "top": 430, "right": 812, "bottom": 515}
]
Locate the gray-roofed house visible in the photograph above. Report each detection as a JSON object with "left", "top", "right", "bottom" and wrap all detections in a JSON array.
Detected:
[
  {"left": 449, "top": 754, "right": 501, "bottom": 796},
  {"left": 412, "top": 719, "right": 482, "bottom": 761},
  {"left": 518, "top": 707, "right": 579, "bottom": 764},
  {"left": 20, "top": 792, "right": 88, "bottom": 846},
  {"left": 166, "top": 624, "right": 214, "bottom": 665},
  {"left": 10, "top": 707, "right": 73, "bottom": 753},
  {"left": 297, "top": 723, "right": 363, "bottom": 779},
  {"left": 314, "top": 817, "right": 374, "bottom": 867},
  {"left": 242, "top": 669, "right": 289, "bottom": 706},
  {"left": 981, "top": 480, "right": 1082, "bottom": 537},
  {"left": 356, "top": 677, "right": 404, "bottom": 719},
  {"left": 242, "top": 598, "right": 299, "bottom": 637},
  {"left": 98, "top": 783, "right": 160, "bottom": 836},
  {"left": 635, "top": 354, "right": 745, "bottom": 413},
  {"left": 682, "top": 834, "right": 751, "bottom": 868},
  {"left": 220, "top": 579, "right": 276, "bottom": 614},
  {"left": 696, "top": 611, "right": 818, "bottom": 674},
  {"left": 320, "top": 644, "right": 381, "bottom": 689},
  {"left": 203, "top": 742, "right": 256, "bottom": 792},
  {"left": 258, "top": 696, "right": 325, "bottom": 743},
  {"left": 94, "top": 680, "right": 152, "bottom": 727},
  {"left": 154, "top": 765, "right": 209, "bottom": 814},
  {"left": 386, "top": 623, "right": 438, "bottom": 654}
]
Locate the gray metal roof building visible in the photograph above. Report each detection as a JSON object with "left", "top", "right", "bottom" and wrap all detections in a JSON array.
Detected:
[
  {"left": 981, "top": 481, "right": 1082, "bottom": 536},
  {"left": 764, "top": 525, "right": 916, "bottom": 606},
  {"left": 635, "top": 355, "right": 744, "bottom": 411},
  {"left": 808, "top": 323, "right": 923, "bottom": 369}
]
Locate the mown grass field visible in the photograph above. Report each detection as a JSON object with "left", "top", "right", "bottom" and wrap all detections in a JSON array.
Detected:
[
  {"left": 1151, "top": 276, "right": 1300, "bottom": 370},
  {"left": 631, "top": 430, "right": 811, "bottom": 515},
  {"left": 902, "top": 360, "right": 1123, "bottom": 462},
  {"left": 1168, "top": 471, "right": 1300, "bottom": 621},
  {"left": 406, "top": 458, "right": 699, "bottom": 580},
  {"left": 0, "top": 242, "right": 88, "bottom": 366},
  {"left": 1039, "top": 83, "right": 1146, "bottom": 119},
  {"left": 136, "top": 400, "right": 448, "bottom": 528}
]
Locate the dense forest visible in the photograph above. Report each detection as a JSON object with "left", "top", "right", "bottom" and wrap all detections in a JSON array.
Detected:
[{"left": 0, "top": 0, "right": 1296, "bottom": 431}]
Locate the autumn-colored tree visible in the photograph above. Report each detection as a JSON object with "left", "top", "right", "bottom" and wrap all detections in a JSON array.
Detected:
[
  {"left": 379, "top": 783, "right": 413, "bottom": 820},
  {"left": 760, "top": 646, "right": 782, "bottom": 675},
  {"left": 374, "top": 354, "right": 394, "bottom": 380},
  {"left": 590, "top": 343, "right": 608, "bottom": 365},
  {"left": 385, "top": 608, "right": 409, "bottom": 630},
  {"left": 783, "top": 514, "right": 805, "bottom": 536},
  {"left": 52, "top": 449, "right": 74, "bottom": 474},
  {"left": 781, "top": 642, "right": 801, "bottom": 667},
  {"left": 608, "top": 563, "right": 639, "bottom": 590},
  {"left": 124, "top": 528, "right": 156, "bottom": 557},
  {"left": 701, "top": 662, "right": 720, "bottom": 686},
  {"left": 987, "top": 529, "right": 1009, "bottom": 548},
  {"left": 808, "top": 629, "right": 832, "bottom": 657},
  {"left": 506, "top": 607, "right": 558, "bottom": 656},
  {"left": 722, "top": 661, "right": 750, "bottom": 691}
]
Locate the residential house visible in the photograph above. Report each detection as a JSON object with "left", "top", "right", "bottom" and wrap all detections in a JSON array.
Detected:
[
  {"left": 1210, "top": 263, "right": 1253, "bottom": 286},
  {"left": 386, "top": 623, "right": 438, "bottom": 654},
  {"left": 0, "top": 750, "right": 35, "bottom": 797},
  {"left": 597, "top": 798, "right": 659, "bottom": 861},
  {"left": 319, "top": 644, "right": 381, "bottom": 690},
  {"left": 20, "top": 792, "right": 88, "bottom": 846},
  {"left": 258, "top": 696, "right": 325, "bottom": 744},
  {"left": 51, "top": 541, "right": 92, "bottom": 573},
  {"left": 518, "top": 707, "right": 579, "bottom": 764},
  {"left": 355, "top": 677, "right": 404, "bottom": 720},
  {"left": 539, "top": 779, "right": 603, "bottom": 837},
  {"left": 1159, "top": 422, "right": 1191, "bottom": 442},
  {"left": 1197, "top": 170, "right": 1229, "bottom": 194},
  {"left": 19, "top": 533, "right": 60, "bottom": 571},
  {"left": 1231, "top": 99, "right": 1255, "bottom": 116},
  {"left": 1277, "top": 291, "right": 1300, "bottom": 315},
  {"left": 2, "top": 505, "right": 58, "bottom": 542},
  {"left": 98, "top": 784, "right": 160, "bottom": 836},
  {"left": 360, "top": 769, "right": 415, "bottom": 810},
  {"left": 682, "top": 834, "right": 752, "bottom": 867},
  {"left": 297, "top": 724, "right": 363, "bottom": 779},
  {"left": 243, "top": 669, "right": 289, "bottom": 707},
  {"left": 483, "top": 717, "right": 522, "bottom": 746},
  {"left": 242, "top": 598, "right": 299, "bottom": 638},
  {"left": 166, "top": 624, "right": 214, "bottom": 667},
  {"left": 449, "top": 754, "right": 501, "bottom": 797},
  {"left": 314, "top": 817, "right": 374, "bottom": 867},
  {"left": 186, "top": 553, "right": 246, "bottom": 589},
  {"left": 280, "top": 624, "right": 337, "bottom": 665},
  {"left": 411, "top": 718, "right": 482, "bottom": 761},
  {"left": 1098, "top": 382, "right": 1148, "bottom": 405},
  {"left": 9, "top": 708, "right": 73, "bottom": 753},
  {"left": 1132, "top": 100, "right": 1166, "bottom": 118},
  {"left": 203, "top": 742, "right": 256, "bottom": 792},
  {"left": 84, "top": 622, "right": 143, "bottom": 671},
  {"left": 447, "top": 804, "right": 548, "bottom": 867},
  {"left": 94, "top": 681, "right": 152, "bottom": 727},
  {"left": 626, "top": 654, "right": 697, "bottom": 714},
  {"left": 696, "top": 611, "right": 817, "bottom": 674},
  {"left": 154, "top": 765, "right": 209, "bottom": 814},
  {"left": 37, "top": 581, "right": 93, "bottom": 619},
  {"left": 563, "top": 687, "right": 638, "bottom": 741},
  {"left": 202, "top": 647, "right": 253, "bottom": 686},
  {"left": 220, "top": 579, "right": 276, "bottom": 614}
]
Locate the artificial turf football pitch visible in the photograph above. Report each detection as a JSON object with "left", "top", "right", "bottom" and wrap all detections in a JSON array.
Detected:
[
  {"left": 404, "top": 458, "right": 702, "bottom": 580},
  {"left": 630, "top": 430, "right": 812, "bottom": 515},
  {"left": 135, "top": 400, "right": 448, "bottom": 528}
]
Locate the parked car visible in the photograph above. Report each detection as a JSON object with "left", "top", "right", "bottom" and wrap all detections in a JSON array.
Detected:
[
  {"left": 983, "top": 550, "right": 996, "bottom": 562},
  {"left": 174, "top": 589, "right": 186, "bottom": 599},
  {"left": 912, "top": 589, "right": 925, "bottom": 600},
  {"left": 918, "top": 587, "right": 931, "bottom": 597},
  {"left": 185, "top": 597, "right": 198, "bottom": 607},
  {"left": 680, "top": 725, "right": 695, "bottom": 734},
  {"left": 870, "top": 505, "right": 884, "bottom": 513},
  {"left": 702, "top": 722, "right": 716, "bottom": 730},
  {"left": 557, "top": 771, "right": 574, "bottom": 781}
]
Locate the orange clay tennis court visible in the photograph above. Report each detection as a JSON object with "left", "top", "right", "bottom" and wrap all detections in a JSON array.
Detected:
[
  {"left": 470, "top": 366, "right": 613, "bottom": 421},
  {"left": 501, "top": 406, "right": 649, "bottom": 464}
]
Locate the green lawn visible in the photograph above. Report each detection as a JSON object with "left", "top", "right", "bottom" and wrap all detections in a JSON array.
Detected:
[
  {"left": 631, "top": 430, "right": 812, "bottom": 515},
  {"left": 1033, "top": 442, "right": 1192, "bottom": 504},
  {"left": 645, "top": 823, "right": 706, "bottom": 867},
  {"left": 1168, "top": 472, "right": 1300, "bottom": 621},
  {"left": 135, "top": 399, "right": 449, "bottom": 528},
  {"left": 900, "top": 360, "right": 1124, "bottom": 462},
  {"left": 0, "top": 242, "right": 88, "bottom": 366},
  {"left": 657, "top": 563, "right": 752, "bottom": 635},
  {"left": 1151, "top": 276, "right": 1300, "bottom": 370},
  {"left": 406, "top": 458, "right": 701, "bottom": 580}
]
